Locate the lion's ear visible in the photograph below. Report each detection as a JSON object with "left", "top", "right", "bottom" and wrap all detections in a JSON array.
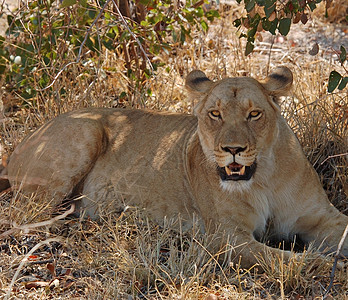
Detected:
[
  {"left": 261, "top": 66, "right": 293, "bottom": 96},
  {"left": 185, "top": 70, "right": 213, "bottom": 95},
  {"left": 186, "top": 70, "right": 213, "bottom": 115}
]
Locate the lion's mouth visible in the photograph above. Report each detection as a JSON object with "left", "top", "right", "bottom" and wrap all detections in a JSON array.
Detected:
[{"left": 218, "top": 162, "right": 257, "bottom": 181}]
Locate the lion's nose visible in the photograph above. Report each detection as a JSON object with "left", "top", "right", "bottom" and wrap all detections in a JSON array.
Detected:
[{"left": 222, "top": 146, "right": 247, "bottom": 155}]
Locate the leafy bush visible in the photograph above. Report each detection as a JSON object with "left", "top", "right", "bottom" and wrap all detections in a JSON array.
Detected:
[
  {"left": 328, "top": 46, "right": 347, "bottom": 92},
  {"left": 0, "top": 0, "right": 219, "bottom": 105},
  {"left": 233, "top": 0, "right": 347, "bottom": 92}
]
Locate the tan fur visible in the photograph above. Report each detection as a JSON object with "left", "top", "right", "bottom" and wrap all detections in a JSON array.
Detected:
[{"left": 6, "top": 67, "right": 348, "bottom": 268}]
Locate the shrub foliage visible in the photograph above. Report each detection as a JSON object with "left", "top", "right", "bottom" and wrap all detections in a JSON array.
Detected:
[{"left": 0, "top": 0, "right": 219, "bottom": 104}]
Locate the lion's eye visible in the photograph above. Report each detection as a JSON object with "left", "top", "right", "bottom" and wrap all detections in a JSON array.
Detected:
[
  {"left": 209, "top": 110, "right": 221, "bottom": 119},
  {"left": 248, "top": 111, "right": 262, "bottom": 120}
]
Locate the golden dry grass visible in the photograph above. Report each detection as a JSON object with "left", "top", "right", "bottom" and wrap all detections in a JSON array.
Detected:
[{"left": 0, "top": 1, "right": 347, "bottom": 299}]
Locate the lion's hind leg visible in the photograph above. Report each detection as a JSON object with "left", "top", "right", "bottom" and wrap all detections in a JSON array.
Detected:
[{"left": 7, "top": 113, "right": 108, "bottom": 212}]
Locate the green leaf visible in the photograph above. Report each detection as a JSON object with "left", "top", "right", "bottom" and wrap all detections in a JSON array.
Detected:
[
  {"left": 307, "top": 1, "right": 316, "bottom": 11},
  {"left": 172, "top": 29, "right": 178, "bottom": 43},
  {"left": 0, "top": 57, "right": 6, "bottom": 74},
  {"left": 262, "top": 18, "right": 271, "bottom": 31},
  {"left": 194, "top": 7, "right": 204, "bottom": 18},
  {"left": 86, "top": 36, "right": 97, "bottom": 52},
  {"left": 180, "top": 25, "right": 190, "bottom": 43},
  {"left": 265, "top": 0, "right": 276, "bottom": 7},
  {"left": 339, "top": 45, "right": 346, "bottom": 64},
  {"left": 233, "top": 19, "right": 242, "bottom": 27},
  {"left": 247, "top": 26, "right": 257, "bottom": 40},
  {"left": 269, "top": 18, "right": 278, "bottom": 35},
  {"left": 88, "top": 8, "right": 97, "bottom": 19},
  {"left": 205, "top": 9, "right": 219, "bottom": 21},
  {"left": 245, "top": 41, "right": 254, "bottom": 56},
  {"left": 328, "top": 71, "right": 342, "bottom": 92},
  {"left": 200, "top": 20, "right": 208, "bottom": 32},
  {"left": 264, "top": 4, "right": 275, "bottom": 18},
  {"left": 43, "top": 56, "right": 50, "bottom": 66},
  {"left": 112, "top": 26, "right": 119, "bottom": 36},
  {"left": 102, "top": 39, "right": 113, "bottom": 50},
  {"left": 61, "top": 0, "right": 77, "bottom": 8},
  {"left": 180, "top": 29, "right": 186, "bottom": 43},
  {"left": 77, "top": 6, "right": 87, "bottom": 17},
  {"left": 338, "top": 77, "right": 348, "bottom": 90},
  {"left": 245, "top": 0, "right": 255, "bottom": 12},
  {"left": 119, "top": 91, "right": 127, "bottom": 99},
  {"left": 152, "top": 43, "right": 161, "bottom": 54},
  {"left": 278, "top": 18, "right": 291, "bottom": 36},
  {"left": 7, "top": 15, "right": 14, "bottom": 27}
]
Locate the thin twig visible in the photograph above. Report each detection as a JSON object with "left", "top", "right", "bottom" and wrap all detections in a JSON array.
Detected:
[
  {"left": 5, "top": 237, "right": 61, "bottom": 300},
  {"left": 266, "top": 35, "right": 275, "bottom": 75},
  {"left": 0, "top": 204, "right": 75, "bottom": 239},
  {"left": 111, "top": 0, "right": 154, "bottom": 73},
  {"left": 323, "top": 224, "right": 348, "bottom": 298},
  {"left": 38, "top": 0, "right": 112, "bottom": 91},
  {"left": 320, "top": 153, "right": 348, "bottom": 165},
  {"left": 39, "top": 0, "right": 153, "bottom": 92}
]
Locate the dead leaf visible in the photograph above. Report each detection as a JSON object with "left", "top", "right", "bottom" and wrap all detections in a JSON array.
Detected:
[
  {"left": 301, "top": 13, "right": 308, "bottom": 24},
  {"left": 24, "top": 281, "right": 50, "bottom": 289},
  {"left": 62, "top": 280, "right": 75, "bottom": 291},
  {"left": 309, "top": 43, "right": 319, "bottom": 55},
  {"left": 28, "top": 255, "right": 38, "bottom": 261},
  {"left": 326, "top": 0, "right": 333, "bottom": 10},
  {"left": 269, "top": 11, "right": 276, "bottom": 22},
  {"left": 47, "top": 263, "right": 56, "bottom": 276},
  {"left": 293, "top": 12, "right": 301, "bottom": 24},
  {"left": 49, "top": 278, "right": 60, "bottom": 288},
  {"left": 64, "top": 268, "right": 72, "bottom": 276}
]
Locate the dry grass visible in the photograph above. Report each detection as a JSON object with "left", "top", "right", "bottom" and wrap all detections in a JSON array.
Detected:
[
  {"left": 314, "top": 0, "right": 348, "bottom": 23},
  {"left": 0, "top": 1, "right": 348, "bottom": 299}
]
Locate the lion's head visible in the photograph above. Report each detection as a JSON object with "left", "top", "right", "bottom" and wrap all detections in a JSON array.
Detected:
[{"left": 186, "top": 67, "right": 293, "bottom": 191}]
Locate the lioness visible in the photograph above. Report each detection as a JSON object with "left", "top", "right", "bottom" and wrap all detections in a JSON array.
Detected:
[{"left": 4, "top": 67, "right": 348, "bottom": 268}]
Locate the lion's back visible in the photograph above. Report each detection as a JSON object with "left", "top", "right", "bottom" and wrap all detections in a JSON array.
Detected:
[
  {"left": 78, "top": 109, "right": 200, "bottom": 223},
  {"left": 7, "top": 108, "right": 200, "bottom": 225}
]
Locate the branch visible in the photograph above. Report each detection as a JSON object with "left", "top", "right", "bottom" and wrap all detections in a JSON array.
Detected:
[
  {"left": 0, "top": 204, "right": 75, "bottom": 239},
  {"left": 4, "top": 237, "right": 61, "bottom": 300},
  {"left": 111, "top": 0, "right": 154, "bottom": 73},
  {"left": 38, "top": 0, "right": 154, "bottom": 92},
  {"left": 38, "top": 0, "right": 112, "bottom": 91},
  {"left": 324, "top": 224, "right": 348, "bottom": 298},
  {"left": 320, "top": 153, "right": 348, "bottom": 166}
]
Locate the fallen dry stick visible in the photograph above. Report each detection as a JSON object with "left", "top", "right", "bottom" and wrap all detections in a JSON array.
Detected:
[
  {"left": 324, "top": 223, "right": 348, "bottom": 298},
  {"left": 0, "top": 204, "right": 75, "bottom": 239},
  {"left": 4, "top": 237, "right": 61, "bottom": 300}
]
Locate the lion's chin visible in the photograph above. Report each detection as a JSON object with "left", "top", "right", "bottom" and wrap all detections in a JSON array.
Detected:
[{"left": 217, "top": 162, "right": 257, "bottom": 181}]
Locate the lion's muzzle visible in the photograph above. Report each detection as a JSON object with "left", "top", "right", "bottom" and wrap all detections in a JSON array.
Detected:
[
  {"left": 218, "top": 162, "right": 257, "bottom": 181},
  {"left": 215, "top": 145, "right": 257, "bottom": 181}
]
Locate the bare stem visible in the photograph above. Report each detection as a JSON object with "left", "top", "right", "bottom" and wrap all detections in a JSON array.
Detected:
[
  {"left": 5, "top": 237, "right": 62, "bottom": 300},
  {"left": 0, "top": 204, "right": 75, "bottom": 239},
  {"left": 324, "top": 224, "right": 348, "bottom": 298},
  {"left": 38, "top": 0, "right": 112, "bottom": 91}
]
